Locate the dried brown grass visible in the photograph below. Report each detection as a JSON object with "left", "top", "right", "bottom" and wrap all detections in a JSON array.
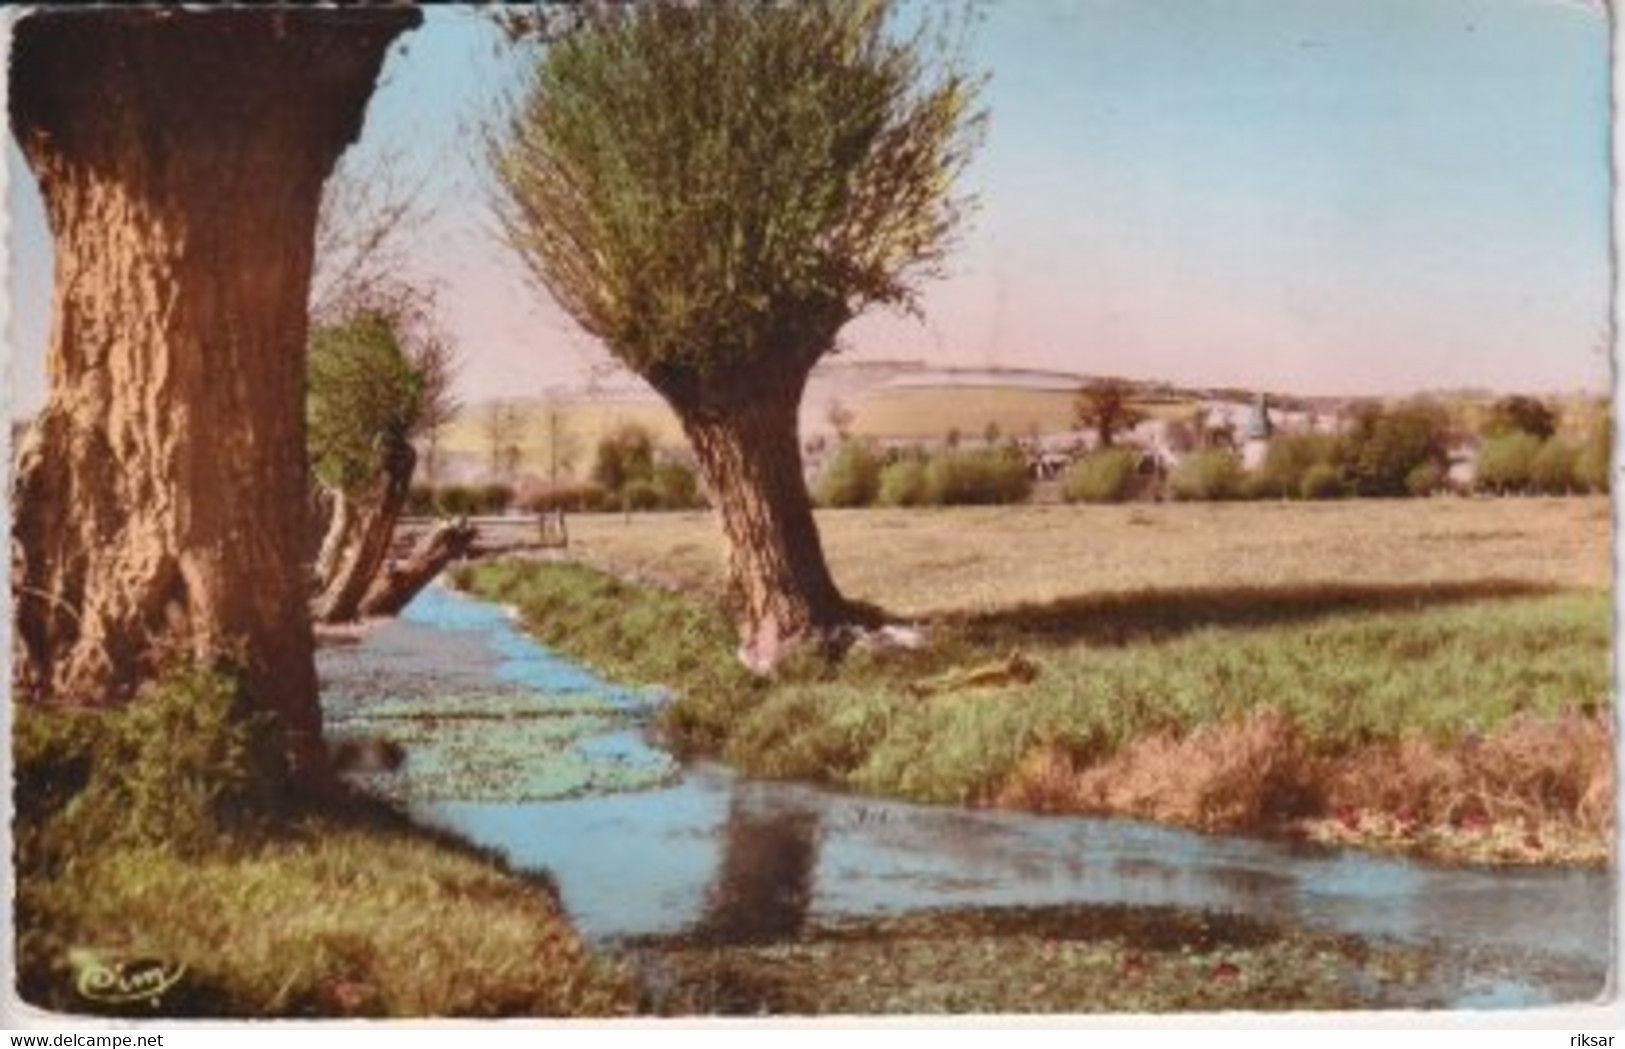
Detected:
[
  {"left": 996, "top": 710, "right": 1614, "bottom": 864},
  {"left": 564, "top": 498, "right": 1610, "bottom": 617},
  {"left": 998, "top": 711, "right": 1325, "bottom": 831},
  {"left": 1322, "top": 711, "right": 1615, "bottom": 834}
]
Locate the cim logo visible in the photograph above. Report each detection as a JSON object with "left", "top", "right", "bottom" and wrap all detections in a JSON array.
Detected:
[{"left": 71, "top": 953, "right": 186, "bottom": 1008}]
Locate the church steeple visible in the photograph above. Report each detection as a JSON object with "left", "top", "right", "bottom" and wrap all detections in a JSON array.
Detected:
[{"left": 1245, "top": 393, "right": 1274, "bottom": 440}]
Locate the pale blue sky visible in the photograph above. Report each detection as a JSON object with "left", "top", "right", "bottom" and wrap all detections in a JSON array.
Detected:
[{"left": 5, "top": 0, "right": 1613, "bottom": 416}]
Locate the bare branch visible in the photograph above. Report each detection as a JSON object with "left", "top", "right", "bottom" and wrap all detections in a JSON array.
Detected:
[{"left": 310, "top": 142, "right": 438, "bottom": 326}]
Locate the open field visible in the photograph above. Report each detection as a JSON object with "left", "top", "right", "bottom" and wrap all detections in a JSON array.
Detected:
[
  {"left": 559, "top": 496, "right": 1611, "bottom": 616},
  {"left": 436, "top": 398, "right": 686, "bottom": 481},
  {"left": 851, "top": 386, "right": 1198, "bottom": 442},
  {"left": 853, "top": 386, "right": 1076, "bottom": 440},
  {"left": 429, "top": 382, "right": 1202, "bottom": 482},
  {"left": 467, "top": 495, "right": 1612, "bottom": 865}
]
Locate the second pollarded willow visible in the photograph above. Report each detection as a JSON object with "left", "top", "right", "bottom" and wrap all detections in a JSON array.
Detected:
[{"left": 489, "top": 0, "right": 986, "bottom": 670}]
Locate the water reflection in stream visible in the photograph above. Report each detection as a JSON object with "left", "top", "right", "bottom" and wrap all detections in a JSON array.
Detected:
[
  {"left": 415, "top": 769, "right": 1609, "bottom": 976},
  {"left": 319, "top": 583, "right": 1614, "bottom": 1010}
]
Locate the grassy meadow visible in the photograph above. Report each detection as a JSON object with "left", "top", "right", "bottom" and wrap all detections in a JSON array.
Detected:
[
  {"left": 465, "top": 496, "right": 1613, "bottom": 865},
  {"left": 558, "top": 496, "right": 1609, "bottom": 611},
  {"left": 13, "top": 673, "right": 639, "bottom": 1018}
]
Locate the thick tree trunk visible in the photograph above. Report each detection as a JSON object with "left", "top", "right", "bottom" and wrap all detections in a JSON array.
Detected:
[
  {"left": 665, "top": 365, "right": 861, "bottom": 672},
  {"left": 358, "top": 519, "right": 478, "bottom": 619},
  {"left": 313, "top": 441, "right": 416, "bottom": 624},
  {"left": 10, "top": 9, "right": 420, "bottom": 778}
]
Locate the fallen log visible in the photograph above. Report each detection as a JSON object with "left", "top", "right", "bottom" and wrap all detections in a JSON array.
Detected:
[
  {"left": 358, "top": 518, "right": 478, "bottom": 618},
  {"left": 906, "top": 650, "right": 1039, "bottom": 700}
]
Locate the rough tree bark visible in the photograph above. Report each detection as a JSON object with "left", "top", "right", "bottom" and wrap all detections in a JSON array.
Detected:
[
  {"left": 651, "top": 358, "right": 869, "bottom": 672},
  {"left": 10, "top": 8, "right": 420, "bottom": 778},
  {"left": 313, "top": 441, "right": 416, "bottom": 624}
]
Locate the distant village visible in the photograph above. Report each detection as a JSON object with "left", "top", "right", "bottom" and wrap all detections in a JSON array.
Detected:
[
  {"left": 399, "top": 361, "right": 1609, "bottom": 509},
  {"left": 810, "top": 385, "right": 1331, "bottom": 488}
]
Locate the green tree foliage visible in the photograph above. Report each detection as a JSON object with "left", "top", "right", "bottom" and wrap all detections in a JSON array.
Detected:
[
  {"left": 1404, "top": 461, "right": 1444, "bottom": 498},
  {"left": 426, "top": 484, "right": 517, "bottom": 517},
  {"left": 1574, "top": 415, "right": 1612, "bottom": 493},
  {"left": 1530, "top": 439, "right": 1579, "bottom": 495},
  {"left": 307, "top": 312, "right": 425, "bottom": 497},
  {"left": 589, "top": 424, "right": 703, "bottom": 511},
  {"left": 621, "top": 478, "right": 662, "bottom": 511},
  {"left": 652, "top": 461, "right": 705, "bottom": 510},
  {"left": 491, "top": 1, "right": 982, "bottom": 377},
  {"left": 591, "top": 424, "right": 656, "bottom": 496},
  {"left": 1074, "top": 378, "right": 1146, "bottom": 448},
  {"left": 489, "top": 0, "right": 984, "bottom": 667},
  {"left": 1299, "top": 462, "right": 1347, "bottom": 500},
  {"left": 1062, "top": 448, "right": 1140, "bottom": 504},
  {"left": 1337, "top": 400, "right": 1452, "bottom": 498},
  {"left": 924, "top": 448, "right": 1032, "bottom": 505},
  {"left": 1170, "top": 448, "right": 1244, "bottom": 501},
  {"left": 1483, "top": 395, "right": 1558, "bottom": 441},
  {"left": 877, "top": 456, "right": 931, "bottom": 507},
  {"left": 307, "top": 304, "right": 463, "bottom": 623},
  {"left": 1247, "top": 433, "right": 1337, "bottom": 500},
  {"left": 816, "top": 439, "right": 884, "bottom": 508},
  {"left": 1475, "top": 432, "right": 1542, "bottom": 494}
]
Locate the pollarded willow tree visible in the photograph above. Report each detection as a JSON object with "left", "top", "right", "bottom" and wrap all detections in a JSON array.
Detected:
[
  {"left": 490, "top": 0, "right": 985, "bottom": 671},
  {"left": 10, "top": 8, "right": 419, "bottom": 777},
  {"left": 308, "top": 304, "right": 458, "bottom": 624},
  {"left": 304, "top": 124, "right": 464, "bottom": 615}
]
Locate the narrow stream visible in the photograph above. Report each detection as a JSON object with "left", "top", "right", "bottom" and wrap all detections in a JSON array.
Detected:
[{"left": 317, "top": 583, "right": 1614, "bottom": 1011}]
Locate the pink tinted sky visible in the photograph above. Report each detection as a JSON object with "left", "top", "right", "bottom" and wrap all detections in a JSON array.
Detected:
[{"left": 5, "top": 1, "right": 1614, "bottom": 417}]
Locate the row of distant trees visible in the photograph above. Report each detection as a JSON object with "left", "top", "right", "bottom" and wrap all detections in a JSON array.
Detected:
[
  {"left": 808, "top": 395, "right": 1611, "bottom": 509},
  {"left": 412, "top": 392, "right": 1609, "bottom": 515},
  {"left": 405, "top": 423, "right": 706, "bottom": 516},
  {"left": 816, "top": 442, "right": 1031, "bottom": 508},
  {"left": 1062, "top": 396, "right": 1611, "bottom": 504}
]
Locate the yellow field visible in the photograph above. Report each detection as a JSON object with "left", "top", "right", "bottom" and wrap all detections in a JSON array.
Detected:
[
  {"left": 561, "top": 496, "right": 1610, "bottom": 618},
  {"left": 434, "top": 381, "right": 1206, "bottom": 482},
  {"left": 437, "top": 399, "right": 685, "bottom": 480},
  {"left": 849, "top": 387, "right": 1196, "bottom": 441}
]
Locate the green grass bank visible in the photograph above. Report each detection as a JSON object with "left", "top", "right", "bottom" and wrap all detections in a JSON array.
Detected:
[
  {"left": 458, "top": 558, "right": 1612, "bottom": 865},
  {"left": 13, "top": 670, "right": 638, "bottom": 1018}
]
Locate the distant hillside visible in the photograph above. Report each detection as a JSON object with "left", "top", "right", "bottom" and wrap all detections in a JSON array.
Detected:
[{"left": 423, "top": 362, "right": 1607, "bottom": 485}]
